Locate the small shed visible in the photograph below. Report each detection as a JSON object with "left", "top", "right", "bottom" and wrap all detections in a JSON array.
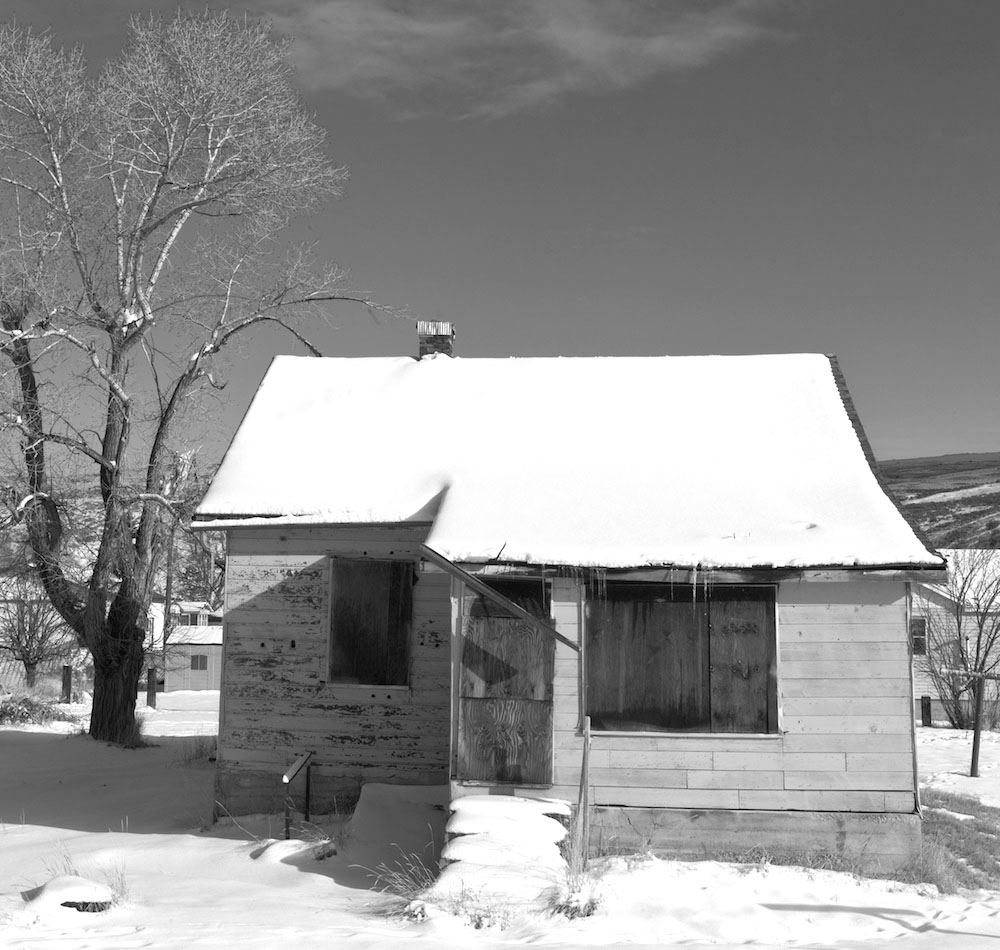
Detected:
[
  {"left": 145, "top": 600, "right": 224, "bottom": 691},
  {"left": 164, "top": 624, "right": 224, "bottom": 692},
  {"left": 194, "top": 333, "right": 944, "bottom": 869}
]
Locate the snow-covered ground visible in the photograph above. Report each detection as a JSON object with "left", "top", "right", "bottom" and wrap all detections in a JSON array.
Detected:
[{"left": 2, "top": 693, "right": 999, "bottom": 949}]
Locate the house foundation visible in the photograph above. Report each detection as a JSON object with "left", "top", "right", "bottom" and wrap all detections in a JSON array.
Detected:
[{"left": 589, "top": 807, "right": 922, "bottom": 872}]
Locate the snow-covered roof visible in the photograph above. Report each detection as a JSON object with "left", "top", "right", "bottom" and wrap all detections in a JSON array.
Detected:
[
  {"left": 195, "top": 353, "right": 942, "bottom": 571},
  {"left": 169, "top": 625, "right": 223, "bottom": 646}
]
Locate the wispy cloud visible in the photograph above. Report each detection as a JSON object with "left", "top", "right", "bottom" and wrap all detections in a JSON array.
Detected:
[{"left": 258, "top": 0, "right": 784, "bottom": 117}]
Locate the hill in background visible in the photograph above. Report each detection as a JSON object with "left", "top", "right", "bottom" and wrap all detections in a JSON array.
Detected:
[{"left": 878, "top": 452, "right": 1000, "bottom": 549}]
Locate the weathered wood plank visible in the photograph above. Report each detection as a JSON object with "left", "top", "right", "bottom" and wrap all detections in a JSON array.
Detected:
[
  {"left": 709, "top": 750, "right": 783, "bottom": 771},
  {"left": 780, "top": 679, "right": 910, "bottom": 699},
  {"left": 224, "top": 728, "right": 448, "bottom": 756},
  {"left": 228, "top": 525, "right": 429, "bottom": 555},
  {"left": 773, "top": 752, "right": 848, "bottom": 771},
  {"left": 781, "top": 697, "right": 910, "bottom": 718},
  {"left": 886, "top": 792, "right": 918, "bottom": 812},
  {"left": 592, "top": 787, "right": 740, "bottom": 809},
  {"left": 784, "top": 771, "right": 914, "bottom": 791},
  {"left": 224, "top": 701, "right": 449, "bottom": 734},
  {"left": 780, "top": 642, "right": 908, "bottom": 662},
  {"left": 738, "top": 789, "right": 886, "bottom": 811},
  {"left": 554, "top": 767, "right": 689, "bottom": 789},
  {"left": 779, "top": 661, "right": 906, "bottom": 679},
  {"left": 225, "top": 607, "right": 326, "bottom": 626},
  {"left": 782, "top": 733, "right": 913, "bottom": 754},
  {"left": 779, "top": 623, "right": 907, "bottom": 643},
  {"left": 777, "top": 581, "right": 904, "bottom": 606},
  {"left": 688, "top": 770, "right": 784, "bottom": 790},
  {"left": 846, "top": 753, "right": 915, "bottom": 772},
  {"left": 607, "top": 749, "right": 713, "bottom": 770},
  {"left": 584, "top": 734, "right": 784, "bottom": 754},
  {"left": 782, "top": 715, "right": 912, "bottom": 735},
  {"left": 227, "top": 554, "right": 328, "bottom": 569}
]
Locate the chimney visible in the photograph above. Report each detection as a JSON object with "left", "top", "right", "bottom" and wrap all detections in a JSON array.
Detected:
[{"left": 417, "top": 320, "right": 455, "bottom": 358}]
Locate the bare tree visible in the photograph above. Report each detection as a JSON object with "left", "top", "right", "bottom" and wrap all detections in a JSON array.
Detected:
[
  {"left": 0, "top": 572, "right": 77, "bottom": 688},
  {"left": 917, "top": 548, "right": 1000, "bottom": 730},
  {"left": 0, "top": 13, "right": 392, "bottom": 742}
]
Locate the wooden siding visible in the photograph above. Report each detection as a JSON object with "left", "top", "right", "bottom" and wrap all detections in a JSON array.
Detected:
[
  {"left": 217, "top": 525, "right": 451, "bottom": 814},
  {"left": 498, "top": 577, "right": 917, "bottom": 814},
  {"left": 910, "top": 588, "right": 954, "bottom": 716},
  {"left": 165, "top": 644, "right": 222, "bottom": 691}
]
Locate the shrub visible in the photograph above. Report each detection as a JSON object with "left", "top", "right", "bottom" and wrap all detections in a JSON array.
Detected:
[{"left": 0, "top": 696, "right": 78, "bottom": 725}]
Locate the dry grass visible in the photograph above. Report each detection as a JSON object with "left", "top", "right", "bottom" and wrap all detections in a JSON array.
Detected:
[{"left": 897, "top": 791, "right": 1000, "bottom": 893}]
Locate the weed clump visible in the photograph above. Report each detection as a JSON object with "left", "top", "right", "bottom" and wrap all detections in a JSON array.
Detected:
[{"left": 0, "top": 696, "right": 78, "bottom": 726}]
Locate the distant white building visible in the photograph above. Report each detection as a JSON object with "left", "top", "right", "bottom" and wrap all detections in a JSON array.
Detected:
[
  {"left": 911, "top": 549, "right": 1000, "bottom": 725},
  {"left": 145, "top": 600, "right": 223, "bottom": 691}
]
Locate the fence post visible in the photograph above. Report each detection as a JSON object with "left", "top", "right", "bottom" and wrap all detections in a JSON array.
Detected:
[
  {"left": 971, "top": 678, "right": 985, "bottom": 778},
  {"left": 61, "top": 666, "right": 72, "bottom": 703},
  {"left": 920, "top": 695, "right": 932, "bottom": 727},
  {"left": 146, "top": 667, "right": 157, "bottom": 708}
]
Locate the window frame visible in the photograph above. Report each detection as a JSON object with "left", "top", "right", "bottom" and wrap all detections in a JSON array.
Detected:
[
  {"left": 190, "top": 654, "right": 208, "bottom": 671},
  {"left": 583, "top": 581, "right": 778, "bottom": 736},
  {"left": 910, "top": 616, "right": 927, "bottom": 656},
  {"left": 326, "top": 556, "right": 414, "bottom": 689}
]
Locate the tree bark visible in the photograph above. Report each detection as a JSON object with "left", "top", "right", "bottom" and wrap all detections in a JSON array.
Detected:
[
  {"left": 24, "top": 663, "right": 38, "bottom": 689},
  {"left": 89, "top": 619, "right": 147, "bottom": 743}
]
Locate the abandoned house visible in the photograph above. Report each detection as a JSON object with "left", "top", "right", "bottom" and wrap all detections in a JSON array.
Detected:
[{"left": 193, "top": 322, "right": 945, "bottom": 868}]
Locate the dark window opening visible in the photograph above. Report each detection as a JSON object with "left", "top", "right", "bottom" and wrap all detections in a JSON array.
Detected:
[
  {"left": 910, "top": 617, "right": 927, "bottom": 656},
  {"left": 329, "top": 559, "right": 413, "bottom": 686},
  {"left": 585, "top": 583, "right": 777, "bottom": 734},
  {"left": 190, "top": 654, "right": 208, "bottom": 671}
]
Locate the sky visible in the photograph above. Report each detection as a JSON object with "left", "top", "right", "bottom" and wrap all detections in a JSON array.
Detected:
[{"left": 3, "top": 0, "right": 1000, "bottom": 462}]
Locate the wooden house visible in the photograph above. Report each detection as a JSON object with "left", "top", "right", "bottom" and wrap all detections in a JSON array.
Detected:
[
  {"left": 163, "top": 623, "right": 224, "bottom": 692},
  {"left": 911, "top": 549, "right": 1000, "bottom": 725},
  {"left": 145, "top": 601, "right": 224, "bottom": 692},
  {"left": 194, "top": 324, "right": 945, "bottom": 869}
]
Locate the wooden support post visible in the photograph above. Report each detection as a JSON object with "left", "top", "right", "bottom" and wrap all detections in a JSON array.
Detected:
[
  {"left": 61, "top": 666, "right": 72, "bottom": 703},
  {"left": 920, "top": 695, "right": 932, "bottom": 727},
  {"left": 971, "top": 678, "right": 985, "bottom": 778},
  {"left": 305, "top": 762, "right": 312, "bottom": 824},
  {"left": 146, "top": 667, "right": 157, "bottom": 709},
  {"left": 572, "top": 716, "right": 591, "bottom": 871}
]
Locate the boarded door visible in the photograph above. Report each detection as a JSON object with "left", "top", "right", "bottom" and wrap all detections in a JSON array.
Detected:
[{"left": 456, "top": 579, "right": 554, "bottom": 785}]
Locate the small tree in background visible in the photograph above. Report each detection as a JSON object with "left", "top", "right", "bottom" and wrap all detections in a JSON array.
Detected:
[
  {"left": 0, "top": 572, "right": 78, "bottom": 688},
  {"left": 0, "top": 13, "right": 393, "bottom": 743},
  {"left": 918, "top": 549, "right": 1000, "bottom": 730}
]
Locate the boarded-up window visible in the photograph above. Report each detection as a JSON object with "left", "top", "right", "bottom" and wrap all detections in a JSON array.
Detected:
[
  {"left": 585, "top": 584, "right": 777, "bottom": 734},
  {"left": 329, "top": 559, "right": 412, "bottom": 685},
  {"left": 910, "top": 617, "right": 927, "bottom": 656},
  {"left": 190, "top": 654, "right": 208, "bottom": 671},
  {"left": 457, "top": 578, "right": 554, "bottom": 785}
]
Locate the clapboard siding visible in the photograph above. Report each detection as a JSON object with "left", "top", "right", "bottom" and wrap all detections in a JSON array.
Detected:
[
  {"left": 539, "top": 578, "right": 916, "bottom": 814},
  {"left": 216, "top": 526, "right": 451, "bottom": 813},
  {"left": 220, "top": 529, "right": 918, "bottom": 819}
]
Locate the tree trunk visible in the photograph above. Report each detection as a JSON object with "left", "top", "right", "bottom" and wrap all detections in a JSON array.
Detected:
[
  {"left": 24, "top": 663, "right": 38, "bottom": 689},
  {"left": 89, "top": 624, "right": 147, "bottom": 744}
]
